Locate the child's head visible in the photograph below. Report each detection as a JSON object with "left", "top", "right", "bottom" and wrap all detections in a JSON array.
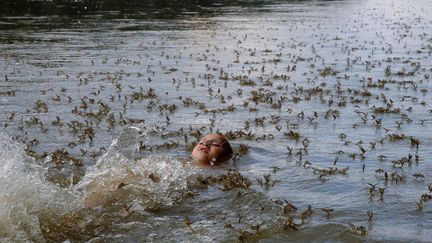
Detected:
[{"left": 191, "top": 134, "right": 233, "bottom": 165}]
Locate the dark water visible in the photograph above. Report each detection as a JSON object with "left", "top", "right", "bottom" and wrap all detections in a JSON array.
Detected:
[{"left": 1, "top": 0, "right": 432, "bottom": 242}]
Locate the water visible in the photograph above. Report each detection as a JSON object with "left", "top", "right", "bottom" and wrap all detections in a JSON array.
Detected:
[{"left": 1, "top": 0, "right": 432, "bottom": 241}]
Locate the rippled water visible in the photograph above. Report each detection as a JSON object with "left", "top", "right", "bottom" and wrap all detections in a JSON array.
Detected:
[{"left": 1, "top": 0, "right": 432, "bottom": 242}]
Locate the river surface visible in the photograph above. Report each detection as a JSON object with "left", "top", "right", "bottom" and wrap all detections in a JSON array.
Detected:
[{"left": 1, "top": 0, "right": 432, "bottom": 242}]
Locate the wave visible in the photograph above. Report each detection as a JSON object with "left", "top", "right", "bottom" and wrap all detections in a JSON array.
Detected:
[
  {"left": 0, "top": 134, "right": 79, "bottom": 242},
  {"left": 0, "top": 128, "right": 200, "bottom": 241},
  {"left": 0, "top": 128, "right": 288, "bottom": 242}
]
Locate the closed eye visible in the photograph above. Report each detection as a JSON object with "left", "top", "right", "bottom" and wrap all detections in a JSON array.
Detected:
[{"left": 198, "top": 140, "right": 222, "bottom": 147}]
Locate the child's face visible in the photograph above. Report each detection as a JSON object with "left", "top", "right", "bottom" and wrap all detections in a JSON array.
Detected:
[{"left": 191, "top": 134, "right": 226, "bottom": 165}]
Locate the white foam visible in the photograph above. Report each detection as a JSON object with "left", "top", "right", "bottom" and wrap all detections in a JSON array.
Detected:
[
  {"left": 0, "top": 134, "right": 79, "bottom": 242},
  {"left": 0, "top": 128, "right": 199, "bottom": 241},
  {"left": 75, "top": 136, "right": 200, "bottom": 209}
]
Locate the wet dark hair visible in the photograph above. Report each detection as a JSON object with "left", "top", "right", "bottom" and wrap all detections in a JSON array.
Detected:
[{"left": 219, "top": 138, "right": 233, "bottom": 162}]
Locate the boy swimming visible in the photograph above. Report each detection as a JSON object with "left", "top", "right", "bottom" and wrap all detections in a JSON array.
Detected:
[{"left": 82, "top": 133, "right": 233, "bottom": 208}]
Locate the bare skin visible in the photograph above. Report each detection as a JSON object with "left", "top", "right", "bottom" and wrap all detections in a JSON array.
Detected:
[
  {"left": 191, "top": 134, "right": 232, "bottom": 166},
  {"left": 84, "top": 134, "right": 232, "bottom": 208}
]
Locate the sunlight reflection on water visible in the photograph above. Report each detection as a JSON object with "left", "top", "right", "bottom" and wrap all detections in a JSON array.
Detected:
[{"left": 1, "top": 0, "right": 432, "bottom": 241}]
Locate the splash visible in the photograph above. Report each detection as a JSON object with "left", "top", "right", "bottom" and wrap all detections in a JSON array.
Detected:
[
  {"left": 0, "top": 134, "right": 79, "bottom": 242},
  {"left": 0, "top": 128, "right": 200, "bottom": 242},
  {"left": 75, "top": 149, "right": 200, "bottom": 210},
  {"left": 75, "top": 126, "right": 200, "bottom": 209},
  {"left": 0, "top": 129, "right": 286, "bottom": 242}
]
